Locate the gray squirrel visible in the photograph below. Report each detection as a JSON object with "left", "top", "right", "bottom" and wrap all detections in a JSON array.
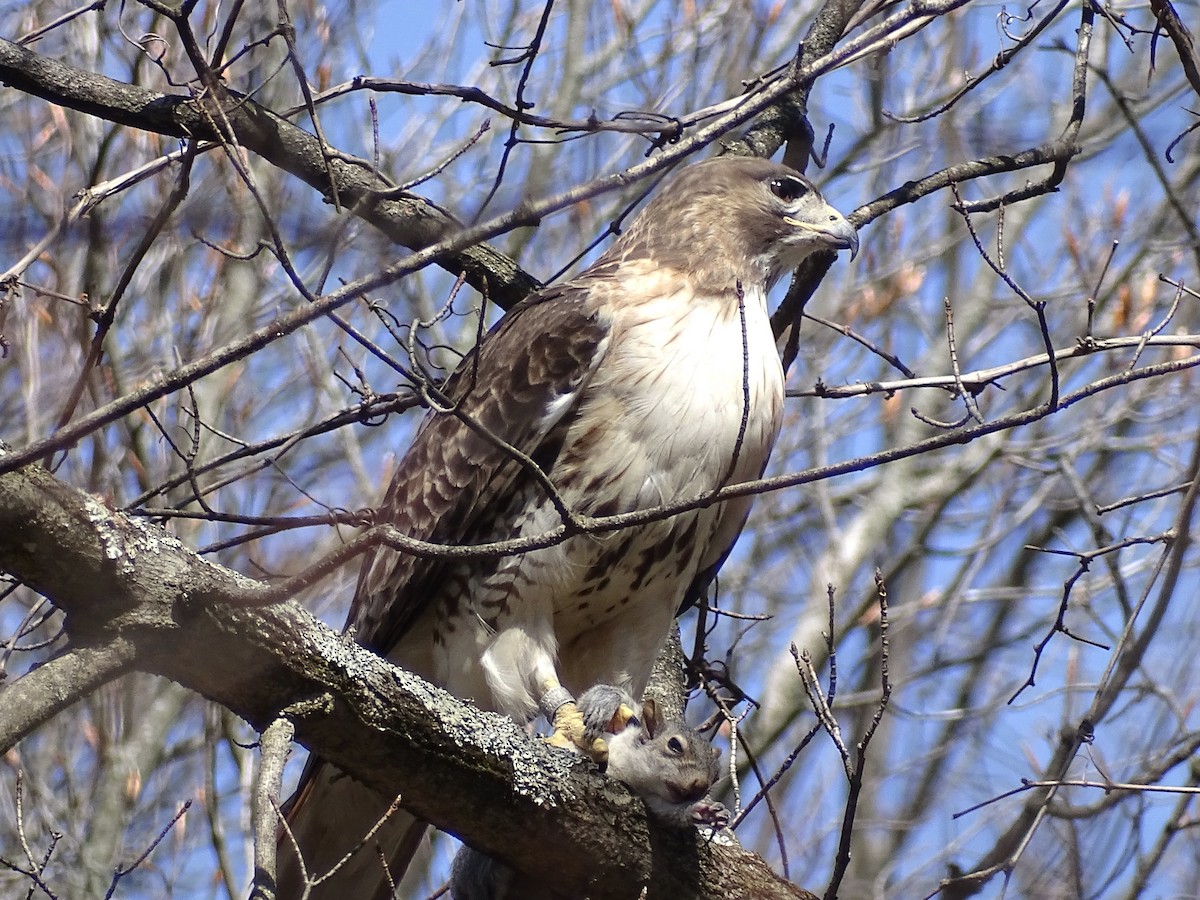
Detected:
[
  {"left": 580, "top": 683, "right": 730, "bottom": 829},
  {"left": 449, "top": 684, "right": 730, "bottom": 899}
]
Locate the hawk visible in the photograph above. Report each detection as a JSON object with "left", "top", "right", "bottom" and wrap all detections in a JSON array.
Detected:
[{"left": 276, "top": 155, "right": 857, "bottom": 898}]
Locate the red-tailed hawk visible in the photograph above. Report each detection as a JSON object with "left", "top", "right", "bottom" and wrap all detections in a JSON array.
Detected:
[{"left": 276, "top": 155, "right": 857, "bottom": 898}]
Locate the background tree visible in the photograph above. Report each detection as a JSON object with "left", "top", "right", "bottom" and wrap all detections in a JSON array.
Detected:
[{"left": 1, "top": 0, "right": 1199, "bottom": 897}]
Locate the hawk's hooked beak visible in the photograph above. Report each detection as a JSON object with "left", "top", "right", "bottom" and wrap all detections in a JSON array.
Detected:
[{"left": 786, "top": 212, "right": 860, "bottom": 260}]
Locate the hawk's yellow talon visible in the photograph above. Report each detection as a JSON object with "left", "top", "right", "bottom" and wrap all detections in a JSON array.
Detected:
[
  {"left": 587, "top": 735, "right": 609, "bottom": 767},
  {"left": 545, "top": 729, "right": 576, "bottom": 750},
  {"left": 546, "top": 730, "right": 609, "bottom": 766},
  {"left": 610, "top": 702, "right": 636, "bottom": 733}
]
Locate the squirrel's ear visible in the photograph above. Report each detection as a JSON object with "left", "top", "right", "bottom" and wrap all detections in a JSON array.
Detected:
[{"left": 640, "top": 698, "right": 662, "bottom": 737}]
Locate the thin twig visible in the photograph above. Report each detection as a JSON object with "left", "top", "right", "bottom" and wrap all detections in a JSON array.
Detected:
[
  {"left": 825, "top": 570, "right": 892, "bottom": 900},
  {"left": 104, "top": 802, "right": 192, "bottom": 899}
]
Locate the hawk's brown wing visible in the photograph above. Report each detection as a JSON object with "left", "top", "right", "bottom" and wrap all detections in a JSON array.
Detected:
[
  {"left": 284, "top": 247, "right": 614, "bottom": 900},
  {"left": 348, "top": 275, "right": 612, "bottom": 654}
]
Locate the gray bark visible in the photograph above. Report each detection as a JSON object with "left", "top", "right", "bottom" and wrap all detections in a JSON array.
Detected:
[{"left": 0, "top": 459, "right": 816, "bottom": 900}]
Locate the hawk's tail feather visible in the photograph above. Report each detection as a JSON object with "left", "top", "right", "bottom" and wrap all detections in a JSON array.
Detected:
[{"left": 274, "top": 757, "right": 428, "bottom": 899}]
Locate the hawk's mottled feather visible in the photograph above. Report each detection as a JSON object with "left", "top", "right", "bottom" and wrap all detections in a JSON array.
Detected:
[{"left": 349, "top": 282, "right": 610, "bottom": 654}]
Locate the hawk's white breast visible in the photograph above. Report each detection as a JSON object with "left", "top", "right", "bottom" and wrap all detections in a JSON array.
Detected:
[
  {"left": 598, "top": 267, "right": 784, "bottom": 501},
  {"left": 427, "top": 265, "right": 785, "bottom": 718}
]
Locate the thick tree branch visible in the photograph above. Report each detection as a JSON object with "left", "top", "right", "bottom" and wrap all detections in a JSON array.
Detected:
[
  {"left": 0, "top": 639, "right": 139, "bottom": 746},
  {"left": 0, "top": 460, "right": 814, "bottom": 900},
  {"left": 0, "top": 36, "right": 540, "bottom": 310}
]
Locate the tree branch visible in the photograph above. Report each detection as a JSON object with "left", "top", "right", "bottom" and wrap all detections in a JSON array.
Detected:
[
  {"left": 0, "top": 460, "right": 814, "bottom": 900},
  {"left": 1148, "top": 0, "right": 1200, "bottom": 100},
  {"left": 0, "top": 36, "right": 540, "bottom": 310},
  {"left": 0, "top": 639, "right": 139, "bottom": 750}
]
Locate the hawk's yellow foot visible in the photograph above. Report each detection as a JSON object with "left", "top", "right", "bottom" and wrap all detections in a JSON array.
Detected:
[
  {"left": 547, "top": 700, "right": 610, "bottom": 765},
  {"left": 541, "top": 686, "right": 610, "bottom": 765}
]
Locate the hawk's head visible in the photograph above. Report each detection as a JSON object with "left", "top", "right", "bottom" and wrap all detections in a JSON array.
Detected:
[{"left": 612, "top": 156, "right": 858, "bottom": 290}]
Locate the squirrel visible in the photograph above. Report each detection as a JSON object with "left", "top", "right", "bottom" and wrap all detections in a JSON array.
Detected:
[
  {"left": 578, "top": 683, "right": 730, "bottom": 829},
  {"left": 449, "top": 684, "right": 730, "bottom": 899}
]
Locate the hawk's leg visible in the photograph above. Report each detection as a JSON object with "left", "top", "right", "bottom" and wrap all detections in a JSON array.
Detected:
[{"left": 478, "top": 626, "right": 615, "bottom": 762}]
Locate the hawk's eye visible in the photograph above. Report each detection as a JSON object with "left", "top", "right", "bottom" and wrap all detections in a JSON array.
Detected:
[{"left": 769, "top": 176, "right": 808, "bottom": 204}]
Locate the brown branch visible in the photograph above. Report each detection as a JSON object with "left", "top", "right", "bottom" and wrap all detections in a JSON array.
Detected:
[
  {"left": 884, "top": 0, "right": 1072, "bottom": 124},
  {"left": 250, "top": 718, "right": 294, "bottom": 900},
  {"left": 0, "top": 36, "right": 539, "bottom": 310},
  {"left": 849, "top": 140, "right": 1081, "bottom": 228},
  {"left": 793, "top": 334, "right": 1200, "bottom": 400},
  {"left": 1006, "top": 534, "right": 1174, "bottom": 705},
  {"left": 734, "top": 0, "right": 868, "bottom": 165},
  {"left": 825, "top": 570, "right": 891, "bottom": 900},
  {"left": 50, "top": 143, "right": 197, "bottom": 444},
  {"left": 1148, "top": 0, "right": 1200, "bottom": 100}
]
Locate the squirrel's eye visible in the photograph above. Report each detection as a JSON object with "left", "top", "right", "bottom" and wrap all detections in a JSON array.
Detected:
[
  {"left": 667, "top": 737, "right": 685, "bottom": 754},
  {"left": 769, "top": 175, "right": 808, "bottom": 203}
]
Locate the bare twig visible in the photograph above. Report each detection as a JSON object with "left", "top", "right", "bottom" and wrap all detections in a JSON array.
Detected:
[
  {"left": 884, "top": 0, "right": 1071, "bottom": 124},
  {"left": 795, "top": 333, "right": 1200, "bottom": 400},
  {"left": 1147, "top": 0, "right": 1200, "bottom": 100},
  {"left": 952, "top": 182, "right": 1060, "bottom": 411},
  {"left": 104, "top": 801, "right": 192, "bottom": 899},
  {"left": 1008, "top": 533, "right": 1173, "bottom": 704},
  {"left": 310, "top": 797, "right": 405, "bottom": 889},
  {"left": 825, "top": 570, "right": 891, "bottom": 900}
]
